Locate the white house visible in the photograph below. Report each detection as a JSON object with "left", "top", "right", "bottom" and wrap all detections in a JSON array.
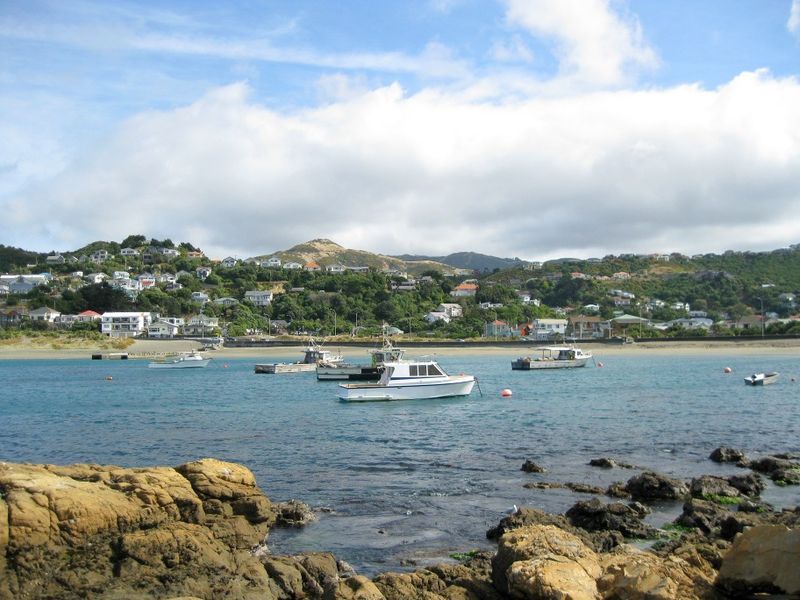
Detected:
[
  {"left": 29, "top": 307, "right": 61, "bottom": 323},
  {"left": 101, "top": 312, "right": 152, "bottom": 337},
  {"left": 184, "top": 315, "right": 219, "bottom": 335},
  {"left": 161, "top": 248, "right": 179, "bottom": 259},
  {"left": 113, "top": 271, "right": 129, "bottom": 280},
  {"left": 262, "top": 257, "right": 282, "bottom": 268},
  {"left": 191, "top": 292, "right": 209, "bottom": 303},
  {"left": 196, "top": 266, "right": 212, "bottom": 280},
  {"left": 91, "top": 249, "right": 112, "bottom": 263},
  {"left": 437, "top": 303, "right": 463, "bottom": 318},
  {"left": 120, "top": 248, "right": 140, "bottom": 257},
  {"left": 424, "top": 311, "right": 450, "bottom": 324},
  {"left": 244, "top": 290, "right": 273, "bottom": 306},
  {"left": 85, "top": 273, "right": 108, "bottom": 284},
  {"left": 221, "top": 257, "right": 238, "bottom": 268},
  {"left": 77, "top": 310, "right": 102, "bottom": 322},
  {"left": 326, "top": 264, "right": 347, "bottom": 273},
  {"left": 478, "top": 302, "right": 503, "bottom": 310},
  {"left": 213, "top": 297, "right": 239, "bottom": 307},
  {"left": 529, "top": 318, "right": 568, "bottom": 340},
  {"left": 283, "top": 262, "right": 302, "bottom": 270},
  {"left": 450, "top": 282, "right": 478, "bottom": 297},
  {"left": 148, "top": 319, "right": 182, "bottom": 338},
  {"left": 348, "top": 266, "right": 370, "bottom": 273},
  {"left": 46, "top": 254, "right": 65, "bottom": 265}
]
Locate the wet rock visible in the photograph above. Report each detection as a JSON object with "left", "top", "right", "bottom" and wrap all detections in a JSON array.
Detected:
[
  {"left": 717, "top": 525, "right": 800, "bottom": 596},
  {"left": 689, "top": 475, "right": 741, "bottom": 499},
  {"left": 523, "top": 481, "right": 564, "bottom": 490},
  {"left": 605, "top": 481, "right": 631, "bottom": 499},
  {"left": 566, "top": 497, "right": 659, "bottom": 539},
  {"left": 748, "top": 455, "right": 800, "bottom": 485},
  {"left": 625, "top": 470, "right": 689, "bottom": 501},
  {"left": 736, "top": 498, "right": 774, "bottom": 513},
  {"left": 273, "top": 499, "right": 317, "bottom": 527},
  {"left": 727, "top": 472, "right": 765, "bottom": 497},
  {"left": 520, "top": 459, "right": 546, "bottom": 473},
  {"left": 674, "top": 498, "right": 733, "bottom": 534},
  {"left": 709, "top": 446, "right": 747, "bottom": 464},
  {"left": 589, "top": 457, "right": 616, "bottom": 468},
  {"left": 566, "top": 482, "right": 605, "bottom": 494},
  {"left": 522, "top": 481, "right": 604, "bottom": 494},
  {"left": 492, "top": 524, "right": 601, "bottom": 599}
]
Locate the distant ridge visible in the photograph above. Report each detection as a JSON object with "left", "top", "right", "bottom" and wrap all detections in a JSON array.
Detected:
[{"left": 393, "top": 251, "right": 524, "bottom": 272}]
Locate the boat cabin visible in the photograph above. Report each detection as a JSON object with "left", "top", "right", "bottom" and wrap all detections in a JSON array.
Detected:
[{"left": 379, "top": 360, "right": 448, "bottom": 384}]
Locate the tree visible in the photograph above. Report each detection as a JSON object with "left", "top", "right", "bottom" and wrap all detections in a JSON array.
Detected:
[{"left": 121, "top": 234, "right": 147, "bottom": 248}]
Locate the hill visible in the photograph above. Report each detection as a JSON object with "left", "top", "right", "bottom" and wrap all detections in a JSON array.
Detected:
[{"left": 393, "top": 251, "right": 523, "bottom": 272}]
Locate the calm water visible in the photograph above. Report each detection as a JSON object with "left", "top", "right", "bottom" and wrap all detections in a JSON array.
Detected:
[{"left": 1, "top": 350, "right": 799, "bottom": 574}]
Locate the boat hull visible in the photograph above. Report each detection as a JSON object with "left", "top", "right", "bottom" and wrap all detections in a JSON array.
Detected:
[
  {"left": 148, "top": 359, "right": 211, "bottom": 369},
  {"left": 338, "top": 376, "right": 475, "bottom": 402},
  {"left": 255, "top": 363, "right": 317, "bottom": 374},
  {"left": 744, "top": 373, "right": 779, "bottom": 386},
  {"left": 511, "top": 357, "right": 590, "bottom": 370}
]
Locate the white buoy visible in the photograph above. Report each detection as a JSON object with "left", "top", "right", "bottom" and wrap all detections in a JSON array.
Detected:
[
  {"left": 597, "top": 362, "right": 604, "bottom": 368},
  {"left": 723, "top": 367, "right": 732, "bottom": 374},
  {"left": 501, "top": 388, "right": 513, "bottom": 397}
]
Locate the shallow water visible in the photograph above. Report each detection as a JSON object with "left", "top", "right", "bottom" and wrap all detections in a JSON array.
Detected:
[{"left": 1, "top": 351, "right": 799, "bottom": 574}]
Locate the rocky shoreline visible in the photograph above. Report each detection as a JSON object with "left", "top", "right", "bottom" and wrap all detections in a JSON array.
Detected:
[{"left": 1, "top": 450, "right": 798, "bottom": 599}]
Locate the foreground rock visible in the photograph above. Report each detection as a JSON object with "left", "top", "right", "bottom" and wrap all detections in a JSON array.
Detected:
[
  {"left": 717, "top": 525, "right": 800, "bottom": 596},
  {"left": 625, "top": 470, "right": 689, "bottom": 501},
  {"left": 0, "top": 459, "right": 345, "bottom": 599}
]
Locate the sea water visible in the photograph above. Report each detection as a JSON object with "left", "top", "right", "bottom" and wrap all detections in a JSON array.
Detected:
[{"left": 1, "top": 351, "right": 799, "bottom": 574}]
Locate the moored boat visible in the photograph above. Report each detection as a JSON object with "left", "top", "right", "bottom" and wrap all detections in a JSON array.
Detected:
[
  {"left": 317, "top": 337, "right": 406, "bottom": 381},
  {"left": 743, "top": 372, "right": 779, "bottom": 386},
  {"left": 148, "top": 352, "right": 211, "bottom": 369},
  {"left": 337, "top": 359, "right": 475, "bottom": 401},
  {"left": 255, "top": 339, "right": 343, "bottom": 374},
  {"left": 511, "top": 346, "right": 593, "bottom": 370}
]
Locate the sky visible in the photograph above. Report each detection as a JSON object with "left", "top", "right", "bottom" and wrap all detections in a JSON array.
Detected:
[{"left": 2, "top": 0, "right": 800, "bottom": 261}]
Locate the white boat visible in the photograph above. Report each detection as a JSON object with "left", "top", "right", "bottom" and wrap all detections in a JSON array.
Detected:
[
  {"left": 148, "top": 352, "right": 211, "bottom": 369},
  {"left": 317, "top": 337, "right": 406, "bottom": 381},
  {"left": 511, "top": 346, "right": 593, "bottom": 370},
  {"left": 337, "top": 359, "right": 475, "bottom": 401},
  {"left": 744, "top": 372, "right": 779, "bottom": 386},
  {"left": 255, "top": 340, "right": 343, "bottom": 374}
]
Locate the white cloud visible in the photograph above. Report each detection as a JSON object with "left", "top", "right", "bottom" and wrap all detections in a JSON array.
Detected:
[
  {"left": 5, "top": 70, "right": 800, "bottom": 260},
  {"left": 503, "top": 0, "right": 657, "bottom": 85},
  {"left": 490, "top": 35, "right": 535, "bottom": 63},
  {"left": 789, "top": 0, "right": 800, "bottom": 36}
]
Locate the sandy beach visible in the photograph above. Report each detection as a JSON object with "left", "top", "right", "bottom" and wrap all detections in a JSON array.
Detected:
[{"left": 2, "top": 336, "right": 800, "bottom": 360}]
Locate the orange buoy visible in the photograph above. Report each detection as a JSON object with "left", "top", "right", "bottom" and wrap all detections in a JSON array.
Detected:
[
  {"left": 723, "top": 367, "right": 732, "bottom": 374},
  {"left": 501, "top": 389, "right": 513, "bottom": 397}
]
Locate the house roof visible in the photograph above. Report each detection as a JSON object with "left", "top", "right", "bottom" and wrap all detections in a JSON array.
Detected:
[{"left": 78, "top": 310, "right": 101, "bottom": 317}]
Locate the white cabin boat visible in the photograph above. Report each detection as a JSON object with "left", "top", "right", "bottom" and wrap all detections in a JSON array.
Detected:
[
  {"left": 148, "top": 352, "right": 211, "bottom": 369},
  {"left": 317, "top": 338, "right": 406, "bottom": 381},
  {"left": 511, "top": 346, "right": 593, "bottom": 370},
  {"left": 337, "top": 359, "right": 475, "bottom": 401},
  {"left": 255, "top": 340, "right": 343, "bottom": 374},
  {"left": 744, "top": 372, "right": 779, "bottom": 386}
]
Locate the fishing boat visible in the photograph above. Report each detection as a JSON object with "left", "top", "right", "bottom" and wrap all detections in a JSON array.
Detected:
[
  {"left": 255, "top": 339, "right": 343, "bottom": 374},
  {"left": 148, "top": 352, "right": 211, "bottom": 369},
  {"left": 337, "top": 359, "right": 475, "bottom": 401},
  {"left": 317, "top": 336, "right": 406, "bottom": 381},
  {"left": 511, "top": 346, "right": 593, "bottom": 370},
  {"left": 743, "top": 372, "right": 779, "bottom": 386}
]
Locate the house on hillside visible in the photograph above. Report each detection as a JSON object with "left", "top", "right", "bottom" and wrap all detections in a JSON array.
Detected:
[
  {"left": 450, "top": 282, "right": 478, "bottom": 298},
  {"left": 29, "top": 307, "right": 61, "bottom": 323},
  {"left": 326, "top": 264, "right": 347, "bottom": 273},
  {"left": 120, "top": 248, "right": 140, "bottom": 257},
  {"left": 284, "top": 262, "right": 302, "bottom": 270},
  {"left": 46, "top": 254, "right": 65, "bottom": 265},
  {"left": 262, "top": 257, "right": 282, "bottom": 268},
  {"left": 436, "top": 303, "right": 463, "bottom": 318},
  {"left": 424, "top": 311, "right": 450, "bottom": 324},
  {"left": 304, "top": 261, "right": 321, "bottom": 272},
  {"left": 213, "top": 297, "right": 239, "bottom": 307},
  {"left": 244, "top": 290, "right": 273, "bottom": 307},
  {"left": 196, "top": 266, "right": 212, "bottom": 280}
]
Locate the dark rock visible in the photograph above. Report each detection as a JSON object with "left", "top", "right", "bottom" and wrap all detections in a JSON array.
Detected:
[
  {"left": 675, "top": 498, "right": 733, "bottom": 534},
  {"left": 625, "top": 470, "right": 689, "bottom": 501},
  {"left": 727, "top": 472, "right": 765, "bottom": 497},
  {"left": 566, "top": 497, "right": 659, "bottom": 539},
  {"left": 689, "top": 475, "right": 741, "bottom": 499},
  {"left": 523, "top": 481, "right": 564, "bottom": 490},
  {"left": 719, "top": 513, "right": 765, "bottom": 541},
  {"left": 273, "top": 500, "right": 317, "bottom": 528},
  {"left": 565, "top": 482, "right": 605, "bottom": 494},
  {"left": 749, "top": 456, "right": 800, "bottom": 485},
  {"left": 606, "top": 481, "right": 631, "bottom": 498},
  {"left": 589, "top": 457, "right": 616, "bottom": 468},
  {"left": 709, "top": 446, "right": 747, "bottom": 464},
  {"left": 737, "top": 499, "right": 774, "bottom": 513},
  {"left": 520, "top": 459, "right": 546, "bottom": 473}
]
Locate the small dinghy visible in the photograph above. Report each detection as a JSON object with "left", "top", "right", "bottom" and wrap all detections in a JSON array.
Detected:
[{"left": 743, "top": 372, "right": 779, "bottom": 386}]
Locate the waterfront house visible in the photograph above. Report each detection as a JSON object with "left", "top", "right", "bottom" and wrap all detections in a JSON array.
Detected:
[
  {"left": 734, "top": 315, "right": 764, "bottom": 331},
  {"left": 244, "top": 290, "right": 273, "bottom": 307},
  {"left": 101, "top": 312, "right": 152, "bottom": 337},
  {"left": 484, "top": 319, "right": 521, "bottom": 338},
  {"left": 568, "top": 315, "right": 604, "bottom": 339},
  {"left": 148, "top": 319, "right": 182, "bottom": 338},
  {"left": 77, "top": 310, "right": 102, "bottom": 323},
  {"left": 529, "top": 318, "right": 568, "bottom": 341},
  {"left": 184, "top": 315, "right": 219, "bottom": 336}
]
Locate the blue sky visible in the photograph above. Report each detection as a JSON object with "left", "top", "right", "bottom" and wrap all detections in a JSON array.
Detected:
[{"left": 2, "top": 0, "right": 800, "bottom": 260}]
